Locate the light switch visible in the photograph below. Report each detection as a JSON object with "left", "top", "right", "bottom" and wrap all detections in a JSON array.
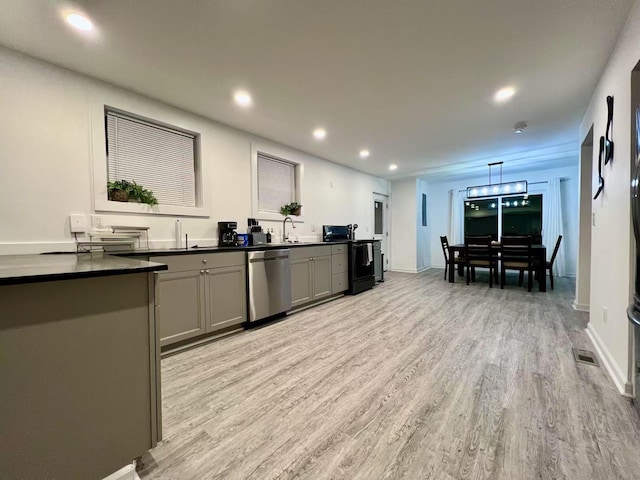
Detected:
[
  {"left": 69, "top": 214, "right": 87, "bottom": 233},
  {"left": 592, "top": 212, "right": 596, "bottom": 226}
]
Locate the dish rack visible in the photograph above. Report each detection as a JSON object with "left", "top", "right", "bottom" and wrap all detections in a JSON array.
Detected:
[{"left": 76, "top": 226, "right": 150, "bottom": 253}]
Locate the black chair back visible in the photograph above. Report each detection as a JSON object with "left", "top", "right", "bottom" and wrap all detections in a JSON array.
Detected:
[
  {"left": 500, "top": 235, "right": 533, "bottom": 263},
  {"left": 464, "top": 235, "right": 492, "bottom": 260},
  {"left": 549, "top": 235, "right": 563, "bottom": 266},
  {"left": 440, "top": 235, "right": 449, "bottom": 263}
]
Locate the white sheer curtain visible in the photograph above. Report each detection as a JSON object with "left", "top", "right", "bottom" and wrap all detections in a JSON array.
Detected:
[
  {"left": 542, "top": 177, "right": 566, "bottom": 277},
  {"left": 449, "top": 189, "right": 465, "bottom": 245}
]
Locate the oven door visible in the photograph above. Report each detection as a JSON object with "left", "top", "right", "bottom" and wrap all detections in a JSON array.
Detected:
[{"left": 352, "top": 244, "right": 374, "bottom": 279}]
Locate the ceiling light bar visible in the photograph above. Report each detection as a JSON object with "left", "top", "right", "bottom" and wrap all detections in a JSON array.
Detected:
[
  {"left": 466, "top": 161, "right": 527, "bottom": 199},
  {"left": 467, "top": 180, "right": 528, "bottom": 199}
]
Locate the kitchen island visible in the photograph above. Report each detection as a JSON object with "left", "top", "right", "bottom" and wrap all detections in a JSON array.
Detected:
[{"left": 0, "top": 253, "right": 167, "bottom": 480}]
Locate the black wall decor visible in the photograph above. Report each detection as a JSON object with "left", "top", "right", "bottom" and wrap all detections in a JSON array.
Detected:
[{"left": 593, "top": 95, "right": 614, "bottom": 200}]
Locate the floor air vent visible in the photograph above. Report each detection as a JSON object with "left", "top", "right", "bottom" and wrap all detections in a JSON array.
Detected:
[{"left": 572, "top": 348, "right": 599, "bottom": 366}]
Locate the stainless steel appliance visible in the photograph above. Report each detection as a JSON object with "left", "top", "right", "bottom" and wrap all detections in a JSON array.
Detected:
[
  {"left": 247, "top": 249, "right": 292, "bottom": 322},
  {"left": 218, "top": 221, "right": 238, "bottom": 247}
]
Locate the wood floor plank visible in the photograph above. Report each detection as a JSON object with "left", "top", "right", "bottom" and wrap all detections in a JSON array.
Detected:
[{"left": 139, "top": 270, "right": 640, "bottom": 480}]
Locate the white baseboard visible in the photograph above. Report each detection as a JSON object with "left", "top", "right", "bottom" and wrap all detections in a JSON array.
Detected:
[
  {"left": 102, "top": 463, "right": 140, "bottom": 480},
  {"left": 390, "top": 267, "right": 428, "bottom": 274},
  {"left": 586, "top": 323, "right": 631, "bottom": 397},
  {"left": 572, "top": 301, "right": 590, "bottom": 312}
]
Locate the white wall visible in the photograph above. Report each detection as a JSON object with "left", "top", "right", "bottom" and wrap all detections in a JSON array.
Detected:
[
  {"left": 390, "top": 178, "right": 418, "bottom": 272},
  {"left": 416, "top": 179, "right": 430, "bottom": 271},
  {"left": 578, "top": 0, "right": 640, "bottom": 395},
  {"left": 425, "top": 164, "right": 579, "bottom": 275},
  {"left": 0, "top": 47, "right": 389, "bottom": 253}
]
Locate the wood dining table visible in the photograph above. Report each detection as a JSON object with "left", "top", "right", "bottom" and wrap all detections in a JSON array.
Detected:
[{"left": 447, "top": 243, "right": 547, "bottom": 292}]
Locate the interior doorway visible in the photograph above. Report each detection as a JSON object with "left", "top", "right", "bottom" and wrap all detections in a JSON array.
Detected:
[
  {"left": 575, "top": 125, "right": 593, "bottom": 311},
  {"left": 373, "top": 192, "right": 389, "bottom": 271}
]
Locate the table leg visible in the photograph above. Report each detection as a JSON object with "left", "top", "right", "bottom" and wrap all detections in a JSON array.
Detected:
[
  {"left": 538, "top": 249, "right": 547, "bottom": 292},
  {"left": 448, "top": 251, "right": 455, "bottom": 283}
]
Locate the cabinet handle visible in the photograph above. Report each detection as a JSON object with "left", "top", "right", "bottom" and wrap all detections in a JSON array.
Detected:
[
  {"left": 205, "top": 270, "right": 210, "bottom": 274},
  {"left": 200, "top": 270, "right": 205, "bottom": 274},
  {"left": 203, "top": 259, "right": 208, "bottom": 264},
  {"left": 338, "top": 261, "right": 342, "bottom": 265}
]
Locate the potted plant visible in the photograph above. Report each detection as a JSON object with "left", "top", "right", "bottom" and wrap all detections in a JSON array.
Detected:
[
  {"left": 280, "top": 202, "right": 302, "bottom": 216},
  {"left": 107, "top": 180, "right": 158, "bottom": 205}
]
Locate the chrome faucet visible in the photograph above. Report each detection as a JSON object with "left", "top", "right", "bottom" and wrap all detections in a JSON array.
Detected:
[{"left": 283, "top": 216, "right": 296, "bottom": 242}]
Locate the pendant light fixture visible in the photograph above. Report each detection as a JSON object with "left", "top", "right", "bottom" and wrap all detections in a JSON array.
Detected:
[{"left": 466, "top": 162, "right": 528, "bottom": 199}]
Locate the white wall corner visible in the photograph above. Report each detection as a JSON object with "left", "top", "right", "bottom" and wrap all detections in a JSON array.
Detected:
[
  {"left": 572, "top": 301, "right": 590, "bottom": 313},
  {"left": 586, "top": 323, "right": 630, "bottom": 397}
]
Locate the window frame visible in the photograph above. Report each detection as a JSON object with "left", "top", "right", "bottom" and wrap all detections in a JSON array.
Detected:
[
  {"left": 250, "top": 142, "right": 305, "bottom": 222},
  {"left": 91, "top": 102, "right": 210, "bottom": 217},
  {"left": 462, "top": 182, "right": 548, "bottom": 239}
]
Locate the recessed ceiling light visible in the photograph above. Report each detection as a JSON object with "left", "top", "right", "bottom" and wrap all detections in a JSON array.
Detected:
[
  {"left": 513, "top": 121, "right": 527, "bottom": 134},
  {"left": 359, "top": 149, "right": 370, "bottom": 159},
  {"left": 233, "top": 90, "right": 252, "bottom": 107},
  {"left": 389, "top": 164, "right": 398, "bottom": 171},
  {"left": 494, "top": 86, "right": 516, "bottom": 103},
  {"left": 65, "top": 13, "right": 94, "bottom": 31},
  {"left": 313, "top": 128, "right": 326, "bottom": 140}
]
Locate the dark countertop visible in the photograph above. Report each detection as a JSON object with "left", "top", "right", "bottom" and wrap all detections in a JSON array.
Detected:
[
  {"left": 115, "top": 240, "right": 361, "bottom": 258},
  {"left": 0, "top": 253, "right": 168, "bottom": 286}
]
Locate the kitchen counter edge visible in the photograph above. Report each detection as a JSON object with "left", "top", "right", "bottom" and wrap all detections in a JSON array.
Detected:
[
  {"left": 115, "top": 240, "right": 359, "bottom": 258},
  {"left": 0, "top": 253, "right": 168, "bottom": 286}
]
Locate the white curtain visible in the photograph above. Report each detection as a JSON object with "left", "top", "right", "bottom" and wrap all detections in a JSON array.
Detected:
[
  {"left": 449, "top": 189, "right": 465, "bottom": 245},
  {"left": 542, "top": 177, "right": 566, "bottom": 277}
]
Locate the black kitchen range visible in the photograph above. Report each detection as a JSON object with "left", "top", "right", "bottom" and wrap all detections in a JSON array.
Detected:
[{"left": 322, "top": 225, "right": 377, "bottom": 295}]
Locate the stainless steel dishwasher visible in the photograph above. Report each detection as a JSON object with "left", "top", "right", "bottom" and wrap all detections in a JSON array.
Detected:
[{"left": 247, "top": 249, "right": 292, "bottom": 322}]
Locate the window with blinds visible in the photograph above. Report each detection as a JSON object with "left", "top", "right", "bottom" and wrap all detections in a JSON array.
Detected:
[
  {"left": 106, "top": 109, "right": 198, "bottom": 207},
  {"left": 257, "top": 153, "right": 296, "bottom": 213}
]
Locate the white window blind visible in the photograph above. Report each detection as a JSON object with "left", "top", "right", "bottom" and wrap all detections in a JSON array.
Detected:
[
  {"left": 257, "top": 153, "right": 296, "bottom": 213},
  {"left": 106, "top": 110, "right": 197, "bottom": 207}
]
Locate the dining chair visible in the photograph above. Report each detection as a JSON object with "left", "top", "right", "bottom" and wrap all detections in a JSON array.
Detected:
[
  {"left": 440, "top": 235, "right": 466, "bottom": 280},
  {"left": 500, "top": 235, "right": 534, "bottom": 292},
  {"left": 464, "top": 235, "right": 497, "bottom": 288},
  {"left": 546, "top": 235, "right": 563, "bottom": 290}
]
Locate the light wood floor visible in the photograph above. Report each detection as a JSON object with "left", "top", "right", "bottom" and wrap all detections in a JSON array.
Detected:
[{"left": 139, "top": 270, "right": 640, "bottom": 480}]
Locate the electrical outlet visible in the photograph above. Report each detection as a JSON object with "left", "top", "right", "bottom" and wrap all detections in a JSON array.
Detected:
[
  {"left": 92, "top": 215, "right": 104, "bottom": 229},
  {"left": 69, "top": 214, "right": 87, "bottom": 233},
  {"left": 603, "top": 306, "right": 608, "bottom": 323},
  {"left": 311, "top": 223, "right": 316, "bottom": 233}
]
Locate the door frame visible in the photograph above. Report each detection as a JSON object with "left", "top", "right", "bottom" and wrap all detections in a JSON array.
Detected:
[{"left": 372, "top": 192, "right": 390, "bottom": 271}]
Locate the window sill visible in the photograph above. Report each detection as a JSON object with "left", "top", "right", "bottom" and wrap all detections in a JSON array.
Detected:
[
  {"left": 95, "top": 199, "right": 210, "bottom": 218},
  {"left": 254, "top": 211, "right": 305, "bottom": 223}
]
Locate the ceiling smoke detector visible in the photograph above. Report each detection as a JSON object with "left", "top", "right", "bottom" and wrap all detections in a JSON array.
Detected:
[{"left": 513, "top": 121, "right": 527, "bottom": 134}]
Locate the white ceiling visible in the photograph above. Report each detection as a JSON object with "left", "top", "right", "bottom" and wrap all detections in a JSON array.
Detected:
[{"left": 0, "top": 0, "right": 634, "bottom": 180}]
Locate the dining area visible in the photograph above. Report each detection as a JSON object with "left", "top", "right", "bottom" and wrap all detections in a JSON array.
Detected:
[{"left": 440, "top": 234, "right": 563, "bottom": 293}]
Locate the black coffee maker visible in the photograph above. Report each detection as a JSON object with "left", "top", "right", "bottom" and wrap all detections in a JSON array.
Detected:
[{"left": 218, "top": 221, "right": 238, "bottom": 247}]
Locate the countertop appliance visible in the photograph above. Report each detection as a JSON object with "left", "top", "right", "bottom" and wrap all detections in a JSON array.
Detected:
[
  {"left": 218, "top": 221, "right": 238, "bottom": 247},
  {"left": 247, "top": 249, "right": 292, "bottom": 322},
  {"left": 323, "top": 225, "right": 350, "bottom": 242}
]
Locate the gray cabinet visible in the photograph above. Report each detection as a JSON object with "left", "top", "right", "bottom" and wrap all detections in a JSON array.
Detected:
[
  {"left": 291, "top": 257, "right": 313, "bottom": 308},
  {"left": 206, "top": 265, "right": 246, "bottom": 331},
  {"left": 290, "top": 246, "right": 332, "bottom": 308},
  {"left": 331, "top": 249, "right": 348, "bottom": 295},
  {"left": 151, "top": 252, "right": 246, "bottom": 347},
  {"left": 157, "top": 270, "right": 206, "bottom": 345},
  {"left": 312, "top": 255, "right": 332, "bottom": 299}
]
